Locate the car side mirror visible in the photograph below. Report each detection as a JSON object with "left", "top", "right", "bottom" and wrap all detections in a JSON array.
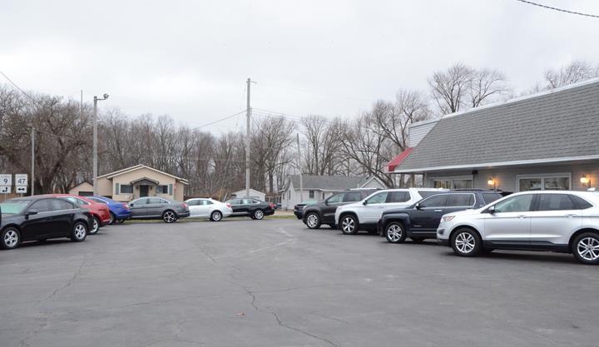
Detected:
[
  {"left": 415, "top": 203, "right": 422, "bottom": 210},
  {"left": 129, "top": 203, "right": 134, "bottom": 207},
  {"left": 362, "top": 200, "right": 367, "bottom": 206},
  {"left": 25, "top": 210, "right": 38, "bottom": 219},
  {"left": 488, "top": 206, "right": 496, "bottom": 214},
  {"left": 324, "top": 200, "right": 329, "bottom": 206}
]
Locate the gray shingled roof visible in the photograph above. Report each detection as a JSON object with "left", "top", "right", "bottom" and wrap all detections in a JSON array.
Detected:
[
  {"left": 286, "top": 175, "right": 369, "bottom": 191},
  {"left": 395, "top": 79, "right": 599, "bottom": 172}
]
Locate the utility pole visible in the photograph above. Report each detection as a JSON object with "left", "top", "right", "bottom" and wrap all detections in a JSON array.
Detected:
[
  {"left": 297, "top": 133, "right": 303, "bottom": 202},
  {"left": 31, "top": 127, "right": 35, "bottom": 195},
  {"left": 93, "top": 93, "right": 109, "bottom": 196},
  {"left": 245, "top": 78, "right": 251, "bottom": 198}
]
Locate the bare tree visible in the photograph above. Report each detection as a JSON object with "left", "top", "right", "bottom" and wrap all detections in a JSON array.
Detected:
[
  {"left": 429, "top": 63, "right": 474, "bottom": 115},
  {"left": 544, "top": 60, "right": 599, "bottom": 89},
  {"left": 469, "top": 69, "right": 510, "bottom": 108}
]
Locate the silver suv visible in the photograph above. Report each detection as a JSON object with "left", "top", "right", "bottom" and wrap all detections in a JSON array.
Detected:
[
  {"left": 437, "top": 191, "right": 599, "bottom": 265},
  {"left": 335, "top": 188, "right": 447, "bottom": 234}
]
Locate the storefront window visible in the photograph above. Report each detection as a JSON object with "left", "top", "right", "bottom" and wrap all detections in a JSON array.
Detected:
[{"left": 518, "top": 175, "right": 570, "bottom": 191}]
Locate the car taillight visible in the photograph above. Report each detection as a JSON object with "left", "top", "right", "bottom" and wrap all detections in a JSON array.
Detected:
[
  {"left": 269, "top": 203, "right": 275, "bottom": 208},
  {"left": 123, "top": 203, "right": 130, "bottom": 210},
  {"left": 183, "top": 203, "right": 188, "bottom": 209},
  {"left": 226, "top": 203, "right": 231, "bottom": 208}
]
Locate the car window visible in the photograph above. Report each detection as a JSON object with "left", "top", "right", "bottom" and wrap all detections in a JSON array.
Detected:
[
  {"left": 51, "top": 199, "right": 75, "bottom": 211},
  {"left": 343, "top": 192, "right": 362, "bottom": 202},
  {"left": 205, "top": 200, "right": 214, "bottom": 205},
  {"left": 447, "top": 194, "right": 475, "bottom": 207},
  {"left": 387, "top": 191, "right": 410, "bottom": 203},
  {"left": 67, "top": 197, "right": 89, "bottom": 206},
  {"left": 537, "top": 194, "right": 576, "bottom": 211},
  {"left": 366, "top": 192, "right": 388, "bottom": 204},
  {"left": 326, "top": 194, "right": 344, "bottom": 204},
  {"left": 570, "top": 195, "right": 593, "bottom": 209},
  {"left": 242, "top": 199, "right": 254, "bottom": 204},
  {"left": 29, "top": 199, "right": 52, "bottom": 213},
  {"left": 0, "top": 200, "right": 31, "bottom": 214},
  {"left": 186, "top": 200, "right": 198, "bottom": 206},
  {"left": 147, "top": 198, "right": 163, "bottom": 204},
  {"left": 229, "top": 199, "right": 240, "bottom": 205},
  {"left": 417, "top": 190, "right": 441, "bottom": 199},
  {"left": 494, "top": 194, "right": 534, "bottom": 213},
  {"left": 482, "top": 193, "right": 502, "bottom": 204},
  {"left": 419, "top": 195, "right": 448, "bottom": 208},
  {"left": 133, "top": 198, "right": 149, "bottom": 205}
]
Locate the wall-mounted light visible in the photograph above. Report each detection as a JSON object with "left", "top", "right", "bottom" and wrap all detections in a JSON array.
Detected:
[
  {"left": 488, "top": 178, "right": 497, "bottom": 190},
  {"left": 581, "top": 175, "right": 591, "bottom": 188}
]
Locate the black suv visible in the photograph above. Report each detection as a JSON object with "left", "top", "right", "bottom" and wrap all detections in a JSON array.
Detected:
[
  {"left": 302, "top": 189, "right": 378, "bottom": 229},
  {"left": 378, "top": 190, "right": 503, "bottom": 243}
]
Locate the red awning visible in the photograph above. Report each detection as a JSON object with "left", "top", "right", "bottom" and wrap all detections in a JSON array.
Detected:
[{"left": 386, "top": 147, "right": 414, "bottom": 172}]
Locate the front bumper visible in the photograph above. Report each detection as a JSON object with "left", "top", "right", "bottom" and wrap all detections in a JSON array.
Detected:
[{"left": 294, "top": 211, "right": 303, "bottom": 219}]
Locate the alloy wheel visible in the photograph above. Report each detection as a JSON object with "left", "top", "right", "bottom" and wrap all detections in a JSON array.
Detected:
[
  {"left": 577, "top": 237, "right": 599, "bottom": 261},
  {"left": 90, "top": 217, "right": 100, "bottom": 234},
  {"left": 74, "top": 223, "right": 87, "bottom": 241},
  {"left": 455, "top": 232, "right": 475, "bottom": 254},
  {"left": 3, "top": 229, "right": 19, "bottom": 248},
  {"left": 341, "top": 216, "right": 357, "bottom": 234},
  {"left": 212, "top": 211, "right": 222, "bottom": 221},
  {"left": 306, "top": 214, "right": 320, "bottom": 229},
  {"left": 386, "top": 224, "right": 403, "bottom": 243},
  {"left": 163, "top": 211, "right": 176, "bottom": 223},
  {"left": 254, "top": 210, "right": 264, "bottom": 220}
]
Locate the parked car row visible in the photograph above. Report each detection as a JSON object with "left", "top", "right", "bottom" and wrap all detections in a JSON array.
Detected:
[{"left": 300, "top": 188, "right": 599, "bottom": 265}]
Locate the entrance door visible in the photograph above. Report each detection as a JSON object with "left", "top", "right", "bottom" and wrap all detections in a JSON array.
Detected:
[{"left": 140, "top": 185, "right": 149, "bottom": 197}]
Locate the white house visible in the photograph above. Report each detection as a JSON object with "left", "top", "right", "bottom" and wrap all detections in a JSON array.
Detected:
[
  {"left": 230, "top": 188, "right": 266, "bottom": 201},
  {"left": 280, "top": 175, "right": 387, "bottom": 210}
]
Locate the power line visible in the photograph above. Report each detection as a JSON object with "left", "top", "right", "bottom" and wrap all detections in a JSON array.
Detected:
[
  {"left": 0, "top": 70, "right": 37, "bottom": 102},
  {"left": 191, "top": 110, "right": 246, "bottom": 130},
  {"left": 512, "top": 0, "right": 599, "bottom": 18}
]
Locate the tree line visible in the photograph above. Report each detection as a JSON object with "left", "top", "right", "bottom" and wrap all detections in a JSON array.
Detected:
[{"left": 1, "top": 60, "right": 597, "bottom": 199}]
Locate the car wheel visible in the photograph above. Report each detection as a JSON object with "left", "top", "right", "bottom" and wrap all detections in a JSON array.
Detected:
[
  {"left": 109, "top": 212, "right": 116, "bottom": 225},
  {"left": 71, "top": 222, "right": 88, "bottom": 242},
  {"left": 253, "top": 209, "right": 264, "bottom": 220},
  {"left": 385, "top": 222, "right": 407, "bottom": 243},
  {"left": 1, "top": 227, "right": 20, "bottom": 250},
  {"left": 211, "top": 210, "right": 223, "bottom": 222},
  {"left": 305, "top": 213, "right": 321, "bottom": 229},
  {"left": 89, "top": 216, "right": 100, "bottom": 235},
  {"left": 451, "top": 228, "right": 481, "bottom": 257},
  {"left": 163, "top": 210, "right": 177, "bottom": 223},
  {"left": 572, "top": 232, "right": 599, "bottom": 265},
  {"left": 116, "top": 218, "right": 125, "bottom": 224},
  {"left": 340, "top": 215, "right": 358, "bottom": 235},
  {"left": 411, "top": 237, "right": 425, "bottom": 244}
]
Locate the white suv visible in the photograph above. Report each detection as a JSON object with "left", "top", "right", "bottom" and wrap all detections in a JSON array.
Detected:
[
  {"left": 437, "top": 191, "right": 599, "bottom": 265},
  {"left": 335, "top": 188, "right": 447, "bottom": 234}
]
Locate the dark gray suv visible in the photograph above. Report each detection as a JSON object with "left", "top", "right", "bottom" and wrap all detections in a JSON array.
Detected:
[{"left": 302, "top": 189, "right": 379, "bottom": 229}]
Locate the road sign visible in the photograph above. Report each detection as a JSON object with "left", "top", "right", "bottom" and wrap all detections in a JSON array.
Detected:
[
  {"left": 0, "top": 174, "right": 12, "bottom": 186},
  {"left": 15, "top": 186, "right": 27, "bottom": 194},
  {"left": 15, "top": 174, "right": 28, "bottom": 186},
  {"left": 0, "top": 186, "right": 11, "bottom": 194}
]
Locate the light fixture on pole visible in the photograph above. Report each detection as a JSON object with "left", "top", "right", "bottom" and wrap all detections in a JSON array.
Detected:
[
  {"left": 580, "top": 175, "right": 591, "bottom": 188},
  {"left": 93, "top": 93, "right": 109, "bottom": 196}
]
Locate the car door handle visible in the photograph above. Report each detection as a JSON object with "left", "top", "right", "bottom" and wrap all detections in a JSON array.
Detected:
[
  {"left": 518, "top": 215, "right": 527, "bottom": 219},
  {"left": 434, "top": 210, "right": 443, "bottom": 213},
  {"left": 564, "top": 214, "right": 577, "bottom": 218}
]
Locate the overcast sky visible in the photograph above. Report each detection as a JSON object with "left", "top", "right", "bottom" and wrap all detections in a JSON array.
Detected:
[{"left": 2, "top": 0, "right": 599, "bottom": 133}]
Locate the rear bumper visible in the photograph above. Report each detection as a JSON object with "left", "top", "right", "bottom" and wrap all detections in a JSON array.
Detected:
[{"left": 178, "top": 211, "right": 190, "bottom": 218}]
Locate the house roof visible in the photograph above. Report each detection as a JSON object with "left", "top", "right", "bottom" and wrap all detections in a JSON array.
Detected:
[
  {"left": 98, "top": 164, "right": 189, "bottom": 184},
  {"left": 386, "top": 148, "right": 413, "bottom": 172},
  {"left": 395, "top": 78, "right": 599, "bottom": 173},
  {"left": 285, "top": 175, "right": 373, "bottom": 191}
]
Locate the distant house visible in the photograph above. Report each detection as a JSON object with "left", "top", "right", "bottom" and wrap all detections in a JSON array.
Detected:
[
  {"left": 81, "top": 164, "right": 190, "bottom": 202},
  {"left": 230, "top": 188, "right": 266, "bottom": 201},
  {"left": 280, "top": 175, "right": 387, "bottom": 209},
  {"left": 393, "top": 78, "right": 599, "bottom": 192},
  {"left": 68, "top": 181, "right": 94, "bottom": 196}
]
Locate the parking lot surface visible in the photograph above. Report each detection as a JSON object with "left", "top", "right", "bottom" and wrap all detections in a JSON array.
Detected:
[{"left": 1, "top": 219, "right": 598, "bottom": 347}]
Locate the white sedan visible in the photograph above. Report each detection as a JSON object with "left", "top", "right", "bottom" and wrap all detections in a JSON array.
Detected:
[{"left": 185, "top": 198, "right": 233, "bottom": 222}]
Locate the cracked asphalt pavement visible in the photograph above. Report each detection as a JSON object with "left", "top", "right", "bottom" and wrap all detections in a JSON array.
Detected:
[{"left": 1, "top": 219, "right": 599, "bottom": 347}]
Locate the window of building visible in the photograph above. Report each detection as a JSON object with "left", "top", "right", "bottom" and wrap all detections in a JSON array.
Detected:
[
  {"left": 431, "top": 176, "right": 473, "bottom": 189},
  {"left": 120, "top": 184, "right": 133, "bottom": 194},
  {"left": 518, "top": 174, "right": 571, "bottom": 191},
  {"left": 309, "top": 190, "right": 314, "bottom": 199},
  {"left": 157, "top": 185, "right": 169, "bottom": 194}
]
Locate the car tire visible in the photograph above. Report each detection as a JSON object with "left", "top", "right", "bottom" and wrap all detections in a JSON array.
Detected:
[
  {"left": 89, "top": 216, "right": 100, "bottom": 235},
  {"left": 305, "top": 212, "right": 321, "bottom": 229},
  {"left": 340, "top": 214, "right": 358, "bottom": 235},
  {"left": 71, "top": 221, "right": 88, "bottom": 242},
  {"left": 385, "top": 222, "right": 407, "bottom": 243},
  {"left": 211, "top": 210, "right": 223, "bottom": 222},
  {"left": 253, "top": 209, "right": 264, "bottom": 220},
  {"left": 109, "top": 212, "right": 116, "bottom": 225},
  {"left": 572, "top": 232, "right": 599, "bottom": 265},
  {"left": 1, "top": 227, "right": 21, "bottom": 250},
  {"left": 450, "top": 228, "right": 482, "bottom": 257},
  {"left": 115, "top": 219, "right": 125, "bottom": 225},
  {"left": 162, "top": 210, "right": 177, "bottom": 223},
  {"left": 411, "top": 237, "right": 425, "bottom": 244}
]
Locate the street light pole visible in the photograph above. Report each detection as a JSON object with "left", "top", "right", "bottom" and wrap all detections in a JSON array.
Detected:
[{"left": 93, "top": 93, "right": 109, "bottom": 196}]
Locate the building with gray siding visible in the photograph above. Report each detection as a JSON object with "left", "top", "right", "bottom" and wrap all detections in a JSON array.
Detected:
[{"left": 394, "top": 78, "right": 599, "bottom": 192}]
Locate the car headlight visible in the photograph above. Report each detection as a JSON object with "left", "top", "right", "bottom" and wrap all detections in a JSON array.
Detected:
[{"left": 441, "top": 216, "right": 455, "bottom": 222}]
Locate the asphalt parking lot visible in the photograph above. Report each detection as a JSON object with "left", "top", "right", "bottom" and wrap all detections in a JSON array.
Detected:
[{"left": 1, "top": 218, "right": 598, "bottom": 347}]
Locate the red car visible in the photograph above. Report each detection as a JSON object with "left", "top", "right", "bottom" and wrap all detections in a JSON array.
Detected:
[{"left": 42, "top": 194, "right": 111, "bottom": 234}]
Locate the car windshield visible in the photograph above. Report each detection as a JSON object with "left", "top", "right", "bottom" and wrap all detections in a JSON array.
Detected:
[{"left": 0, "top": 200, "right": 31, "bottom": 214}]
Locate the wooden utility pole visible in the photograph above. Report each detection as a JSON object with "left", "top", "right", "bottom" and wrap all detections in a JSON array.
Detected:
[{"left": 245, "top": 78, "right": 251, "bottom": 198}]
